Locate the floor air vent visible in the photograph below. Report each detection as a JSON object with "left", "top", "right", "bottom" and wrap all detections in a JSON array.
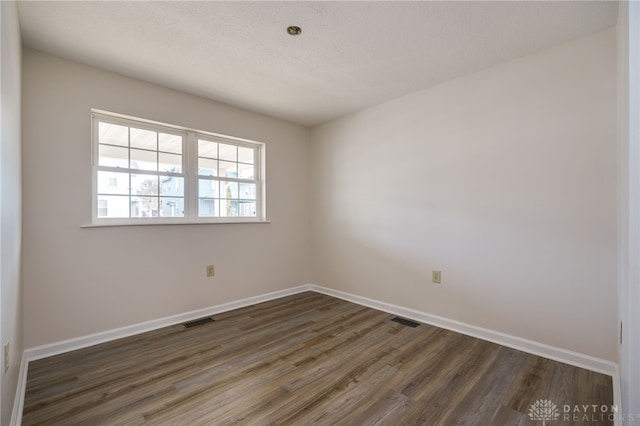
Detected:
[
  {"left": 184, "top": 317, "right": 215, "bottom": 328},
  {"left": 390, "top": 316, "right": 420, "bottom": 328}
]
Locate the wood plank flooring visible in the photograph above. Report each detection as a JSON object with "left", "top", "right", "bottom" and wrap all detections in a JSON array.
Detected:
[{"left": 22, "top": 292, "right": 613, "bottom": 425}]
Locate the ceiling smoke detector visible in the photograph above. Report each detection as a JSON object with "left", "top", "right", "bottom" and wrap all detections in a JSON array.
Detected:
[{"left": 287, "top": 26, "right": 302, "bottom": 36}]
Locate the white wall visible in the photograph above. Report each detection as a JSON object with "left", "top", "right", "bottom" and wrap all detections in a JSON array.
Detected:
[
  {"left": 617, "top": 2, "right": 640, "bottom": 422},
  {"left": 22, "top": 49, "right": 311, "bottom": 348},
  {"left": 1, "top": 1, "right": 22, "bottom": 424},
  {"left": 310, "top": 29, "right": 618, "bottom": 361}
]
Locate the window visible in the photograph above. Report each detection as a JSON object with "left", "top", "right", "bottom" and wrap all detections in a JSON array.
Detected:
[{"left": 92, "top": 111, "right": 265, "bottom": 224}]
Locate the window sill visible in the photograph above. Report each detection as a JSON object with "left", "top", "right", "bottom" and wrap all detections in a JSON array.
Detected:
[{"left": 82, "top": 220, "right": 271, "bottom": 228}]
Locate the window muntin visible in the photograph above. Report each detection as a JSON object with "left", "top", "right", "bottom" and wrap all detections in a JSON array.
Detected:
[{"left": 92, "top": 112, "right": 264, "bottom": 224}]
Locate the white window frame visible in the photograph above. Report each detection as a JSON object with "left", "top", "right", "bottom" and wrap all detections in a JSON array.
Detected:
[{"left": 90, "top": 110, "right": 266, "bottom": 226}]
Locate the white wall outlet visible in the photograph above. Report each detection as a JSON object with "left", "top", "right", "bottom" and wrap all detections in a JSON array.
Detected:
[
  {"left": 3, "top": 341, "right": 9, "bottom": 372},
  {"left": 432, "top": 270, "right": 442, "bottom": 284},
  {"left": 206, "top": 265, "right": 215, "bottom": 277}
]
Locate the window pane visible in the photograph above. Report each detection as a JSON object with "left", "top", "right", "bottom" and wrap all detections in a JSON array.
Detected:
[
  {"left": 238, "top": 201, "right": 256, "bottom": 217},
  {"left": 238, "top": 163, "right": 254, "bottom": 179},
  {"left": 130, "top": 128, "right": 157, "bottom": 150},
  {"left": 99, "top": 145, "right": 129, "bottom": 168},
  {"left": 97, "top": 171, "right": 129, "bottom": 195},
  {"left": 97, "top": 199, "right": 108, "bottom": 217},
  {"left": 131, "top": 196, "right": 158, "bottom": 217},
  {"left": 221, "top": 181, "right": 239, "bottom": 199},
  {"left": 218, "top": 143, "right": 238, "bottom": 161},
  {"left": 199, "top": 198, "right": 219, "bottom": 217},
  {"left": 159, "top": 133, "right": 182, "bottom": 154},
  {"left": 219, "top": 161, "right": 237, "bottom": 178},
  {"left": 160, "top": 197, "right": 184, "bottom": 217},
  {"left": 199, "top": 179, "right": 219, "bottom": 198},
  {"left": 219, "top": 143, "right": 237, "bottom": 162},
  {"left": 130, "top": 149, "right": 157, "bottom": 171},
  {"left": 238, "top": 146, "right": 254, "bottom": 164},
  {"left": 198, "top": 158, "right": 218, "bottom": 176},
  {"left": 97, "top": 195, "right": 129, "bottom": 218},
  {"left": 131, "top": 175, "right": 158, "bottom": 196},
  {"left": 159, "top": 152, "right": 182, "bottom": 173},
  {"left": 220, "top": 199, "right": 238, "bottom": 217},
  {"left": 239, "top": 183, "right": 256, "bottom": 200},
  {"left": 99, "top": 122, "right": 128, "bottom": 147},
  {"left": 198, "top": 140, "right": 218, "bottom": 159},
  {"left": 160, "top": 176, "right": 184, "bottom": 196}
]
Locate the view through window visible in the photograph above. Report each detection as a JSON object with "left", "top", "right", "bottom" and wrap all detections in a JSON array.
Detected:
[{"left": 92, "top": 112, "right": 264, "bottom": 224}]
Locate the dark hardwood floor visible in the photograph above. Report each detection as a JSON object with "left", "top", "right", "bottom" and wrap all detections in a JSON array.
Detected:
[{"left": 22, "top": 292, "right": 613, "bottom": 425}]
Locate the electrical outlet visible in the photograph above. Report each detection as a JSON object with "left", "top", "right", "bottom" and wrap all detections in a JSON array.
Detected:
[
  {"left": 3, "top": 341, "right": 9, "bottom": 373},
  {"left": 432, "top": 270, "right": 442, "bottom": 284},
  {"left": 206, "top": 265, "right": 214, "bottom": 277}
]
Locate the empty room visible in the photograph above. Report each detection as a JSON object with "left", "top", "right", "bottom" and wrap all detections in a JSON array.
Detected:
[{"left": 2, "top": 1, "right": 639, "bottom": 425}]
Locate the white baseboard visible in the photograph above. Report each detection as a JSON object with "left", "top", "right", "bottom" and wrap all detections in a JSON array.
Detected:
[
  {"left": 11, "top": 283, "right": 620, "bottom": 426},
  {"left": 24, "top": 284, "right": 311, "bottom": 362},
  {"left": 308, "top": 284, "right": 619, "bottom": 377},
  {"left": 9, "top": 351, "right": 27, "bottom": 426}
]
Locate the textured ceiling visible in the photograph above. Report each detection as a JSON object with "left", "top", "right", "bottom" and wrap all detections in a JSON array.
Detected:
[{"left": 17, "top": 1, "right": 618, "bottom": 127}]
